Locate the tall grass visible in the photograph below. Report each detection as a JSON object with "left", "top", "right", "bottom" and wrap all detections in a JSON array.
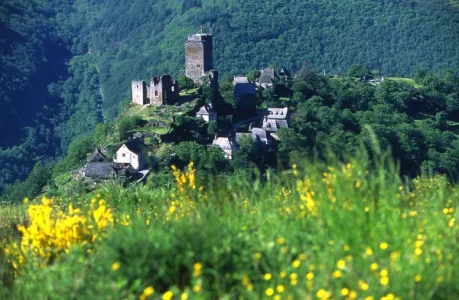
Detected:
[{"left": 1, "top": 152, "right": 458, "bottom": 299}]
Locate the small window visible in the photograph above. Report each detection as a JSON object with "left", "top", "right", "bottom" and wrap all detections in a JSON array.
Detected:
[
  {"left": 197, "top": 64, "right": 201, "bottom": 68},
  {"left": 155, "top": 90, "right": 158, "bottom": 97},
  {"left": 122, "top": 153, "right": 126, "bottom": 157}
]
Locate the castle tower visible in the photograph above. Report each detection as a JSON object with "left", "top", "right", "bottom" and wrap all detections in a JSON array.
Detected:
[
  {"left": 132, "top": 80, "right": 147, "bottom": 105},
  {"left": 185, "top": 33, "right": 213, "bottom": 83}
]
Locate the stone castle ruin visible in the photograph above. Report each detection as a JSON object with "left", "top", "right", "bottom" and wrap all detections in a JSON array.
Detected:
[
  {"left": 132, "top": 32, "right": 215, "bottom": 106},
  {"left": 185, "top": 33, "right": 213, "bottom": 83},
  {"left": 132, "top": 75, "right": 179, "bottom": 106}
]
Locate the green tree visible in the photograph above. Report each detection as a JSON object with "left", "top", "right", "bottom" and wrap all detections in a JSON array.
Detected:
[
  {"left": 117, "top": 116, "right": 145, "bottom": 141},
  {"left": 178, "top": 75, "right": 196, "bottom": 91},
  {"left": 277, "top": 128, "right": 307, "bottom": 153},
  {"left": 53, "top": 136, "right": 94, "bottom": 175}
]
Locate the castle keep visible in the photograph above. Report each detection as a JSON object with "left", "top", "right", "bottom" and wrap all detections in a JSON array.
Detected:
[
  {"left": 185, "top": 33, "right": 213, "bottom": 82},
  {"left": 132, "top": 75, "right": 178, "bottom": 106}
]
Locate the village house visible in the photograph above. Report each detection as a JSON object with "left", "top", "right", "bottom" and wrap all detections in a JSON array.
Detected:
[
  {"left": 196, "top": 104, "right": 217, "bottom": 122},
  {"left": 233, "top": 76, "right": 257, "bottom": 98},
  {"left": 212, "top": 136, "right": 237, "bottom": 159},
  {"left": 260, "top": 68, "right": 276, "bottom": 78},
  {"left": 250, "top": 127, "right": 270, "bottom": 145},
  {"left": 81, "top": 162, "right": 117, "bottom": 181},
  {"left": 256, "top": 68, "right": 276, "bottom": 88},
  {"left": 362, "top": 75, "right": 385, "bottom": 85},
  {"left": 237, "top": 127, "right": 270, "bottom": 146},
  {"left": 279, "top": 68, "right": 292, "bottom": 80},
  {"left": 87, "top": 148, "right": 108, "bottom": 163},
  {"left": 233, "top": 76, "right": 256, "bottom": 113},
  {"left": 262, "top": 107, "right": 289, "bottom": 132},
  {"left": 257, "top": 75, "right": 274, "bottom": 88},
  {"left": 114, "top": 139, "right": 149, "bottom": 170}
]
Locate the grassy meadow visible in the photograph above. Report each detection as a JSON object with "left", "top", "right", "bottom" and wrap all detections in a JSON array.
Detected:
[{"left": 0, "top": 153, "right": 458, "bottom": 299}]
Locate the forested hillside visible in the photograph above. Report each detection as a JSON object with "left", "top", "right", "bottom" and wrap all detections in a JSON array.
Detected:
[{"left": 1, "top": 0, "right": 459, "bottom": 193}]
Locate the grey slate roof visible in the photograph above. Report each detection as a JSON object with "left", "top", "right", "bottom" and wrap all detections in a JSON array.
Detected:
[
  {"left": 263, "top": 119, "right": 289, "bottom": 132},
  {"left": 213, "top": 137, "right": 234, "bottom": 151},
  {"left": 260, "top": 68, "right": 276, "bottom": 78},
  {"left": 251, "top": 128, "right": 268, "bottom": 142},
  {"left": 232, "top": 76, "right": 249, "bottom": 85},
  {"left": 259, "top": 75, "right": 274, "bottom": 84},
  {"left": 84, "top": 162, "right": 116, "bottom": 179},
  {"left": 123, "top": 139, "right": 148, "bottom": 154},
  {"left": 197, "top": 104, "right": 215, "bottom": 115},
  {"left": 236, "top": 129, "right": 270, "bottom": 145},
  {"left": 279, "top": 68, "right": 291, "bottom": 78},
  {"left": 87, "top": 149, "right": 107, "bottom": 163}
]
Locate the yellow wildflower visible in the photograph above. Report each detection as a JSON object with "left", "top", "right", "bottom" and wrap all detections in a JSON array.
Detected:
[
  {"left": 265, "top": 288, "right": 274, "bottom": 297},
  {"left": 143, "top": 286, "right": 154, "bottom": 296},
  {"left": 337, "top": 259, "right": 346, "bottom": 269},
  {"left": 193, "top": 262, "right": 202, "bottom": 277},
  {"left": 162, "top": 291, "right": 173, "bottom": 300},
  {"left": 292, "top": 259, "right": 301, "bottom": 268},
  {"left": 111, "top": 262, "right": 120, "bottom": 271},
  {"left": 365, "top": 247, "right": 373, "bottom": 256},
  {"left": 380, "top": 242, "right": 389, "bottom": 250},
  {"left": 276, "top": 237, "right": 285, "bottom": 245},
  {"left": 193, "top": 284, "right": 202, "bottom": 293},
  {"left": 380, "top": 276, "right": 389, "bottom": 286},
  {"left": 316, "top": 289, "right": 331, "bottom": 299},
  {"left": 358, "top": 280, "right": 369, "bottom": 291},
  {"left": 332, "top": 270, "right": 343, "bottom": 278}
]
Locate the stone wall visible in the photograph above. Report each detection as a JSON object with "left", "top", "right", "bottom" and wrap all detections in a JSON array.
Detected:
[
  {"left": 185, "top": 34, "right": 213, "bottom": 82},
  {"left": 132, "top": 80, "right": 147, "bottom": 105},
  {"left": 132, "top": 75, "right": 178, "bottom": 106}
]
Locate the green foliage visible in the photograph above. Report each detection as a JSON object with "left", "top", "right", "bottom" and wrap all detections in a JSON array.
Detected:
[
  {"left": 52, "top": 136, "right": 94, "bottom": 176},
  {"left": 3, "top": 0, "right": 459, "bottom": 194},
  {"left": 206, "top": 120, "right": 218, "bottom": 137},
  {"left": 3, "top": 155, "right": 459, "bottom": 298},
  {"left": 177, "top": 75, "right": 196, "bottom": 91},
  {"left": 0, "top": 162, "right": 51, "bottom": 203},
  {"left": 347, "top": 64, "right": 371, "bottom": 78},
  {"left": 117, "top": 116, "right": 145, "bottom": 141}
]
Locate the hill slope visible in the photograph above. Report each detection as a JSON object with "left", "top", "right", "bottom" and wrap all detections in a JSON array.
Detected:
[
  {"left": 2, "top": 0, "right": 459, "bottom": 191},
  {"left": 62, "top": 0, "right": 459, "bottom": 120}
]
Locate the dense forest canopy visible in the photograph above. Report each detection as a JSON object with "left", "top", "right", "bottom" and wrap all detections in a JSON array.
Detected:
[{"left": 1, "top": 0, "right": 459, "bottom": 193}]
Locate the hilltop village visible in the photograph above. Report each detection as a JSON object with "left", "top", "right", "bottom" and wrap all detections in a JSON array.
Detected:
[
  {"left": 79, "top": 32, "right": 296, "bottom": 182},
  {"left": 76, "top": 31, "right": 393, "bottom": 185}
]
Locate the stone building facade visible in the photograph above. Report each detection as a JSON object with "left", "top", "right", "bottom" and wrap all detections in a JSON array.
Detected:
[
  {"left": 132, "top": 75, "right": 178, "bottom": 106},
  {"left": 114, "top": 140, "right": 148, "bottom": 170},
  {"left": 196, "top": 104, "right": 217, "bottom": 123},
  {"left": 185, "top": 33, "right": 213, "bottom": 82}
]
